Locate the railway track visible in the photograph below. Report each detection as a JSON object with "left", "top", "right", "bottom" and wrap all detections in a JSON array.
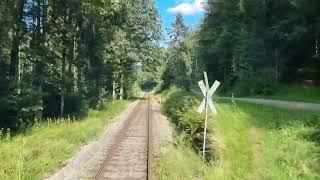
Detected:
[
  {"left": 47, "top": 92, "right": 173, "bottom": 180},
  {"left": 93, "top": 94, "right": 152, "bottom": 180}
]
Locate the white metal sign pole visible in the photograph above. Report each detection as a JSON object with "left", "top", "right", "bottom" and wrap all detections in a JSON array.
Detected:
[
  {"left": 197, "top": 71, "right": 220, "bottom": 161},
  {"left": 203, "top": 90, "right": 208, "bottom": 160},
  {"left": 202, "top": 72, "right": 209, "bottom": 160}
]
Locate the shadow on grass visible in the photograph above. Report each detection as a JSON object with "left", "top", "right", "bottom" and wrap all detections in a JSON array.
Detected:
[{"left": 220, "top": 99, "right": 320, "bottom": 145}]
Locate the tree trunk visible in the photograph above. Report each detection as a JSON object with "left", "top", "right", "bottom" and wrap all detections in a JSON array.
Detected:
[
  {"left": 60, "top": 4, "right": 68, "bottom": 115},
  {"left": 316, "top": 34, "right": 319, "bottom": 55},
  {"left": 232, "top": 56, "right": 236, "bottom": 74},
  {"left": 9, "top": 0, "right": 25, "bottom": 84},
  {"left": 120, "top": 74, "right": 123, "bottom": 100},
  {"left": 77, "top": 66, "right": 82, "bottom": 93},
  {"left": 33, "top": 0, "right": 44, "bottom": 118},
  {"left": 72, "top": 30, "right": 77, "bottom": 92},
  {"left": 112, "top": 74, "right": 116, "bottom": 102},
  {"left": 17, "top": 58, "right": 21, "bottom": 94},
  {"left": 275, "top": 48, "right": 279, "bottom": 81},
  {"left": 223, "top": 68, "right": 227, "bottom": 86},
  {"left": 10, "top": 38, "right": 20, "bottom": 79},
  {"left": 61, "top": 45, "right": 66, "bottom": 115},
  {"left": 66, "top": 35, "right": 74, "bottom": 93}
]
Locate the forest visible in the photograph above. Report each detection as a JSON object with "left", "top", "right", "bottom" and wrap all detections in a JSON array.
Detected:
[
  {"left": 161, "top": 0, "right": 320, "bottom": 95},
  {"left": 0, "top": 0, "right": 162, "bottom": 130},
  {"left": 1, "top": 0, "right": 320, "bottom": 130},
  {"left": 0, "top": 0, "right": 320, "bottom": 179},
  {"left": 156, "top": 1, "right": 320, "bottom": 178}
]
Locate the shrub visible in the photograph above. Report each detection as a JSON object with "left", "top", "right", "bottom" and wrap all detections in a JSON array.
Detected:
[
  {"left": 232, "top": 68, "right": 280, "bottom": 96},
  {"left": 64, "top": 93, "right": 89, "bottom": 117},
  {"left": 0, "top": 97, "right": 18, "bottom": 129},
  {"left": 162, "top": 87, "right": 213, "bottom": 158},
  {"left": 0, "top": 86, "right": 42, "bottom": 130}
]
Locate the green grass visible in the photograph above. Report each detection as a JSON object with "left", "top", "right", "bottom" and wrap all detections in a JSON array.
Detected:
[
  {"left": 155, "top": 91, "right": 320, "bottom": 179},
  {"left": 249, "top": 84, "right": 320, "bottom": 103},
  {"left": 152, "top": 136, "right": 212, "bottom": 180},
  {"left": 0, "top": 101, "right": 128, "bottom": 179}
]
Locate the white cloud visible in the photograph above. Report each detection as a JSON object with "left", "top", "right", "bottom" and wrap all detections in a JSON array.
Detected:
[
  {"left": 175, "top": 0, "right": 193, "bottom": 3},
  {"left": 167, "top": 0, "right": 205, "bottom": 16}
]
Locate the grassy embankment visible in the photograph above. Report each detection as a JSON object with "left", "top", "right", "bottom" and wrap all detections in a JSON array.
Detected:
[
  {"left": 154, "top": 87, "right": 320, "bottom": 179},
  {"left": 248, "top": 84, "right": 320, "bottom": 103},
  {"left": 0, "top": 101, "right": 128, "bottom": 179}
]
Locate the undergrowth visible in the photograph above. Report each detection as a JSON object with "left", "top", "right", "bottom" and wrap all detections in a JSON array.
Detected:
[
  {"left": 155, "top": 87, "right": 320, "bottom": 179},
  {"left": 0, "top": 100, "right": 128, "bottom": 179},
  {"left": 248, "top": 84, "right": 320, "bottom": 103},
  {"left": 161, "top": 87, "right": 214, "bottom": 159}
]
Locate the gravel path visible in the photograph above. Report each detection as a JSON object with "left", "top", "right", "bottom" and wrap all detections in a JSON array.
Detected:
[
  {"left": 46, "top": 95, "right": 172, "bottom": 180},
  {"left": 220, "top": 97, "right": 320, "bottom": 111},
  {"left": 149, "top": 98, "right": 172, "bottom": 171}
]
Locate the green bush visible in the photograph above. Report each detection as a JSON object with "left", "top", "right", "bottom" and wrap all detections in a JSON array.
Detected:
[
  {"left": 64, "top": 93, "right": 89, "bottom": 117},
  {"left": 162, "top": 87, "right": 213, "bottom": 158},
  {"left": 232, "top": 68, "right": 280, "bottom": 96},
  {"left": 0, "top": 97, "right": 18, "bottom": 129},
  {"left": 0, "top": 86, "right": 42, "bottom": 130}
]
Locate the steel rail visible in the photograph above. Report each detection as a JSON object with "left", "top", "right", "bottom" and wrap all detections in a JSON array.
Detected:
[{"left": 94, "top": 95, "right": 151, "bottom": 180}]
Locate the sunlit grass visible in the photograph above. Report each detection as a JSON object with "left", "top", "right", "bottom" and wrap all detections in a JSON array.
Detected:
[
  {"left": 155, "top": 97, "right": 320, "bottom": 179},
  {"left": 249, "top": 84, "right": 320, "bottom": 103},
  {"left": 0, "top": 101, "right": 128, "bottom": 179}
]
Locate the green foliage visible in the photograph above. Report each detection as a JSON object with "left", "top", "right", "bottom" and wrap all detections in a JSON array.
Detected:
[
  {"left": 162, "top": 87, "right": 196, "bottom": 124},
  {"left": 155, "top": 98, "right": 320, "bottom": 179},
  {"left": 197, "top": 0, "right": 320, "bottom": 94},
  {"left": 162, "top": 87, "right": 213, "bottom": 158},
  {"left": 249, "top": 84, "right": 320, "bottom": 103},
  {"left": 152, "top": 136, "right": 212, "bottom": 180},
  {"left": 0, "top": 100, "right": 127, "bottom": 179},
  {"left": 63, "top": 94, "right": 89, "bottom": 117},
  {"left": 0, "top": 97, "right": 18, "bottom": 129},
  {"left": 167, "top": 13, "right": 188, "bottom": 43},
  {"left": 0, "top": 0, "right": 161, "bottom": 130},
  {"left": 230, "top": 68, "right": 280, "bottom": 96},
  {"left": 0, "top": 85, "right": 43, "bottom": 130},
  {"left": 161, "top": 16, "right": 197, "bottom": 91},
  {"left": 139, "top": 47, "right": 166, "bottom": 91}
]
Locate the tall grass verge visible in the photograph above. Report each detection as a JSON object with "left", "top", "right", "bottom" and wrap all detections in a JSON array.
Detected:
[
  {"left": 247, "top": 84, "right": 320, "bottom": 103},
  {"left": 0, "top": 100, "right": 128, "bottom": 179},
  {"left": 155, "top": 87, "right": 320, "bottom": 179}
]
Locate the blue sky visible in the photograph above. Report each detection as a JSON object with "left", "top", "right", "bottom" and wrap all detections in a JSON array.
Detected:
[{"left": 155, "top": 0, "right": 205, "bottom": 42}]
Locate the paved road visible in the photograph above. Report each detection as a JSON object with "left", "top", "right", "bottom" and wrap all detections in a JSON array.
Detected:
[
  {"left": 219, "top": 97, "right": 320, "bottom": 111},
  {"left": 47, "top": 95, "right": 172, "bottom": 180}
]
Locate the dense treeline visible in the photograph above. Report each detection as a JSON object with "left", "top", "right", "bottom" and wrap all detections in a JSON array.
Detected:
[
  {"left": 160, "top": 14, "right": 198, "bottom": 91},
  {"left": 161, "top": 0, "right": 320, "bottom": 95},
  {"left": 198, "top": 0, "right": 320, "bottom": 94},
  {"left": 0, "top": 0, "right": 161, "bottom": 129},
  {"left": 2, "top": 0, "right": 319, "bottom": 129}
]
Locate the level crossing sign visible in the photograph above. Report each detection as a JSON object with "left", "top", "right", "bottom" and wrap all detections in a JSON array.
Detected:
[
  {"left": 197, "top": 71, "right": 220, "bottom": 160},
  {"left": 197, "top": 79, "right": 220, "bottom": 114}
]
